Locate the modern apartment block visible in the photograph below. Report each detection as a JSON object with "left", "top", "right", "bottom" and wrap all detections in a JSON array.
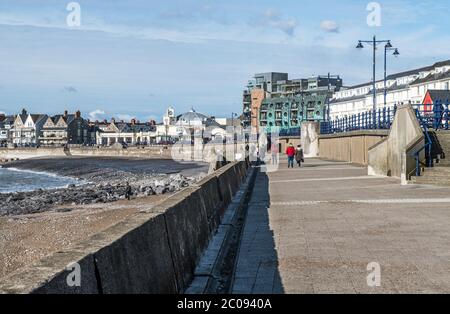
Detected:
[
  {"left": 259, "top": 94, "right": 329, "bottom": 136},
  {"left": 330, "top": 60, "right": 450, "bottom": 119},
  {"left": 242, "top": 72, "right": 342, "bottom": 135}
]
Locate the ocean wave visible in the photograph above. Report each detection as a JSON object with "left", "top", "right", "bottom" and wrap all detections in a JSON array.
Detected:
[{"left": 0, "top": 168, "right": 85, "bottom": 194}]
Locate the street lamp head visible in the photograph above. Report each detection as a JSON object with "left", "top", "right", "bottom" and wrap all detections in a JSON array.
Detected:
[
  {"left": 356, "top": 41, "right": 364, "bottom": 49},
  {"left": 393, "top": 48, "right": 400, "bottom": 57},
  {"left": 385, "top": 41, "right": 393, "bottom": 49}
]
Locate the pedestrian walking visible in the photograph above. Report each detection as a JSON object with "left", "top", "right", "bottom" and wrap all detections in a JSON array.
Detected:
[
  {"left": 295, "top": 144, "right": 304, "bottom": 167},
  {"left": 125, "top": 182, "right": 132, "bottom": 201},
  {"left": 286, "top": 143, "right": 296, "bottom": 168}
]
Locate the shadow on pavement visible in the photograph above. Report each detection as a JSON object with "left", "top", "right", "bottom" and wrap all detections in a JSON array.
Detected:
[{"left": 232, "top": 169, "right": 285, "bottom": 294}]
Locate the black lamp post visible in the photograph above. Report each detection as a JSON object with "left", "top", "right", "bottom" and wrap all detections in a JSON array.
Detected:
[
  {"left": 356, "top": 36, "right": 394, "bottom": 128},
  {"left": 384, "top": 42, "right": 400, "bottom": 108}
]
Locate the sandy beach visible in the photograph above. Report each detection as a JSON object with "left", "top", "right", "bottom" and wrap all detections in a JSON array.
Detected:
[{"left": 0, "top": 156, "right": 209, "bottom": 279}]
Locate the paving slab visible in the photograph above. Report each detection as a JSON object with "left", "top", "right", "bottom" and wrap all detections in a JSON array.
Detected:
[{"left": 232, "top": 158, "right": 450, "bottom": 294}]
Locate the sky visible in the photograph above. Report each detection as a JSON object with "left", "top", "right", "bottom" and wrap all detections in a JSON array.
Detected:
[{"left": 1, "top": 0, "right": 450, "bottom": 122}]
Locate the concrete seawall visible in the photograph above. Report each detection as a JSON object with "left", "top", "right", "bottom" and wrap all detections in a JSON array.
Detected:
[
  {"left": 318, "top": 130, "right": 389, "bottom": 165},
  {"left": 0, "top": 161, "right": 250, "bottom": 294}
]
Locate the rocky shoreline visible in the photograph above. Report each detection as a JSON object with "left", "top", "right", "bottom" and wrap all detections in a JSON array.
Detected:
[{"left": 0, "top": 157, "right": 209, "bottom": 216}]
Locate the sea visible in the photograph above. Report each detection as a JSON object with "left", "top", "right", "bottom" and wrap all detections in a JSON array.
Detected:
[{"left": 0, "top": 167, "right": 79, "bottom": 193}]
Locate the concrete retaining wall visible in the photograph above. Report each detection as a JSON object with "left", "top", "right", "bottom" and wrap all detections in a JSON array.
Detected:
[
  {"left": 368, "top": 104, "right": 425, "bottom": 180},
  {"left": 0, "top": 147, "right": 172, "bottom": 160},
  {"left": 0, "top": 161, "right": 250, "bottom": 294},
  {"left": 318, "top": 130, "right": 389, "bottom": 165},
  {"left": 0, "top": 148, "right": 67, "bottom": 159},
  {"left": 301, "top": 121, "right": 320, "bottom": 158}
]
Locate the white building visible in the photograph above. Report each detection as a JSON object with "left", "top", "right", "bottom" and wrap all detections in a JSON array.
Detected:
[
  {"left": 330, "top": 60, "right": 450, "bottom": 119},
  {"left": 12, "top": 109, "right": 48, "bottom": 146},
  {"left": 96, "top": 119, "right": 156, "bottom": 146},
  {"left": 174, "top": 109, "right": 227, "bottom": 142}
]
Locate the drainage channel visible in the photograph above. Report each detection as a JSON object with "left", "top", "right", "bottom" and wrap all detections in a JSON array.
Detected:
[{"left": 185, "top": 165, "right": 259, "bottom": 294}]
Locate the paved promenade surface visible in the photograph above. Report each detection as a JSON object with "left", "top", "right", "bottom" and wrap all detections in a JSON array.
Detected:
[{"left": 231, "top": 158, "right": 450, "bottom": 294}]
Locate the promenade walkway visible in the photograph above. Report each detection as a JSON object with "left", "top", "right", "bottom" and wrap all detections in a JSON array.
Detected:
[{"left": 231, "top": 158, "right": 450, "bottom": 294}]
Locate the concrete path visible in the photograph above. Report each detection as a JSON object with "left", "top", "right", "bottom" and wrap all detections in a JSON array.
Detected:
[{"left": 231, "top": 158, "right": 450, "bottom": 294}]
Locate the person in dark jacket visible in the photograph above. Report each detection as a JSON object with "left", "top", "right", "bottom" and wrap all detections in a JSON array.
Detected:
[
  {"left": 286, "top": 144, "right": 296, "bottom": 168},
  {"left": 125, "top": 182, "right": 132, "bottom": 201},
  {"left": 295, "top": 145, "right": 304, "bottom": 167}
]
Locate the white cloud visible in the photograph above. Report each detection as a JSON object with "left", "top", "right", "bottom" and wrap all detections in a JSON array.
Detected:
[
  {"left": 262, "top": 9, "right": 298, "bottom": 37},
  {"left": 88, "top": 109, "right": 105, "bottom": 121},
  {"left": 320, "top": 20, "right": 339, "bottom": 33}
]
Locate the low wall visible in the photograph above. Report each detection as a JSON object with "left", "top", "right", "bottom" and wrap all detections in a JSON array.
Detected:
[
  {"left": 318, "top": 130, "right": 389, "bottom": 165},
  {"left": 69, "top": 147, "right": 172, "bottom": 159},
  {"left": 0, "top": 161, "right": 250, "bottom": 294},
  {"left": 0, "top": 147, "right": 172, "bottom": 160},
  {"left": 0, "top": 148, "right": 66, "bottom": 160}
]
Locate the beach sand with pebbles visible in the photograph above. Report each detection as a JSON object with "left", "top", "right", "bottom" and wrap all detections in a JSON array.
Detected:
[{"left": 0, "top": 156, "right": 209, "bottom": 279}]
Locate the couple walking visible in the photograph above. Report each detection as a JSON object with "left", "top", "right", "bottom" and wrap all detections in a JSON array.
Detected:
[{"left": 286, "top": 143, "right": 304, "bottom": 168}]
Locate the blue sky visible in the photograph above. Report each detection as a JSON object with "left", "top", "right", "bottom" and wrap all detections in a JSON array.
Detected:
[{"left": 1, "top": 0, "right": 450, "bottom": 121}]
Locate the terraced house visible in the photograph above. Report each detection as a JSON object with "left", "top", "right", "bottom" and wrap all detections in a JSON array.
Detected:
[
  {"left": 330, "top": 59, "right": 450, "bottom": 119},
  {"left": 0, "top": 115, "right": 14, "bottom": 146},
  {"left": 40, "top": 111, "right": 93, "bottom": 146},
  {"left": 12, "top": 109, "right": 47, "bottom": 147}
]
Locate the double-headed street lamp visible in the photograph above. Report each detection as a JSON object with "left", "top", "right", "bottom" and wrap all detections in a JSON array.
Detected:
[
  {"left": 356, "top": 36, "right": 398, "bottom": 128},
  {"left": 384, "top": 43, "right": 400, "bottom": 107}
]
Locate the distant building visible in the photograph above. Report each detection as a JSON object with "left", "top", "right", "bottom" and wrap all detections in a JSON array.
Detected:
[
  {"left": 40, "top": 111, "right": 93, "bottom": 146},
  {"left": 0, "top": 115, "right": 14, "bottom": 145},
  {"left": 12, "top": 109, "right": 47, "bottom": 146},
  {"left": 259, "top": 94, "right": 329, "bottom": 136},
  {"left": 174, "top": 109, "right": 226, "bottom": 142},
  {"left": 242, "top": 72, "right": 342, "bottom": 134},
  {"left": 96, "top": 118, "right": 156, "bottom": 146},
  {"left": 330, "top": 60, "right": 450, "bottom": 119}
]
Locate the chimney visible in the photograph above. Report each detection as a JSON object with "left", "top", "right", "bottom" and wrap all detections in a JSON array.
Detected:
[
  {"left": 21, "top": 108, "right": 27, "bottom": 115},
  {"left": 64, "top": 110, "right": 68, "bottom": 117},
  {"left": 131, "top": 118, "right": 136, "bottom": 125},
  {"left": 75, "top": 110, "right": 81, "bottom": 118},
  {"left": 111, "top": 118, "right": 115, "bottom": 123}
]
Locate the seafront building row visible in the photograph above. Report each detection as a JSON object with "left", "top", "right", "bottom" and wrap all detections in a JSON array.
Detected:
[
  {"left": 243, "top": 59, "right": 450, "bottom": 136},
  {"left": 0, "top": 107, "right": 233, "bottom": 147}
]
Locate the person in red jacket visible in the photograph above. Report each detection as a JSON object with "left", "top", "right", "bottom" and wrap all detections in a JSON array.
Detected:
[{"left": 286, "top": 143, "right": 296, "bottom": 168}]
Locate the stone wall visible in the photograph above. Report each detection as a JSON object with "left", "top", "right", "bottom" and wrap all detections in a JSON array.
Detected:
[
  {"left": 318, "top": 130, "right": 389, "bottom": 165},
  {"left": 0, "top": 161, "right": 250, "bottom": 294}
]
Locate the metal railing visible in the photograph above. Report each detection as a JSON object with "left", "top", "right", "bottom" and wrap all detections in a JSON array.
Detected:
[
  {"left": 320, "top": 105, "right": 397, "bottom": 135},
  {"left": 409, "top": 100, "right": 450, "bottom": 177},
  {"left": 412, "top": 101, "right": 450, "bottom": 130},
  {"left": 410, "top": 108, "right": 433, "bottom": 177}
]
